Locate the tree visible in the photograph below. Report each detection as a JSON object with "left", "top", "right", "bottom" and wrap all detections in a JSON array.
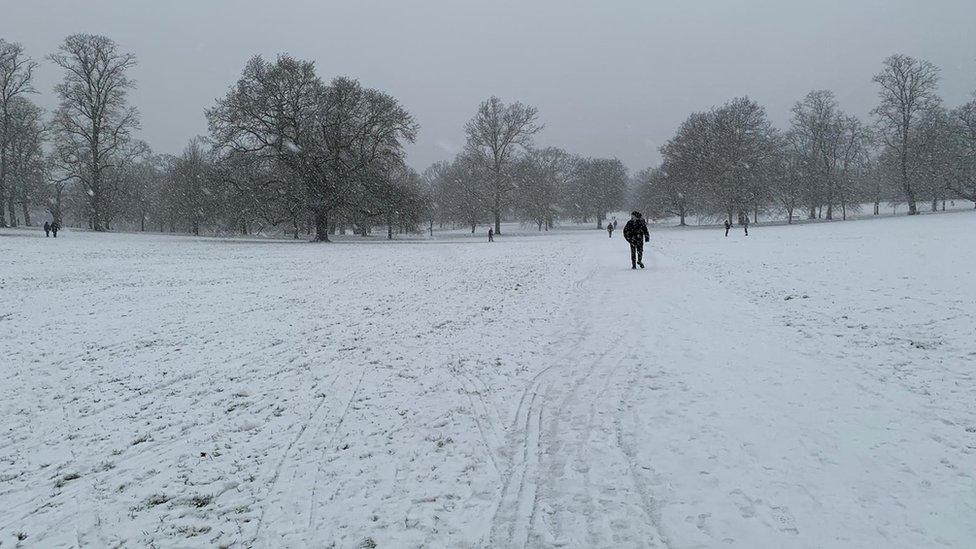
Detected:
[
  {"left": 435, "top": 153, "right": 489, "bottom": 233},
  {"left": 464, "top": 96, "right": 543, "bottom": 234},
  {"left": 209, "top": 56, "right": 417, "bottom": 241},
  {"left": 872, "top": 54, "right": 940, "bottom": 215},
  {"left": 658, "top": 112, "right": 712, "bottom": 222},
  {"left": 634, "top": 167, "right": 692, "bottom": 225},
  {"left": 169, "top": 138, "right": 217, "bottom": 235},
  {"left": 514, "top": 147, "right": 572, "bottom": 230},
  {"left": 49, "top": 34, "right": 140, "bottom": 231},
  {"left": 948, "top": 96, "right": 976, "bottom": 206},
  {"left": 0, "top": 39, "right": 38, "bottom": 227},
  {"left": 706, "top": 97, "right": 777, "bottom": 223},
  {"left": 910, "top": 106, "right": 955, "bottom": 212},
  {"left": 4, "top": 97, "right": 46, "bottom": 226},
  {"left": 770, "top": 137, "right": 803, "bottom": 223}
]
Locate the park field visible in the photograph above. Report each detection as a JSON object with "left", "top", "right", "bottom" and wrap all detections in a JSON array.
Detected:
[{"left": 1, "top": 211, "right": 975, "bottom": 548}]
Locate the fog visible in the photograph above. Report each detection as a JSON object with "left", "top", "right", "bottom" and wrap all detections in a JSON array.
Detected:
[{"left": 3, "top": 0, "right": 975, "bottom": 169}]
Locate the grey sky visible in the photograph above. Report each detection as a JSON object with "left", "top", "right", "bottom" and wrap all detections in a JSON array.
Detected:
[{"left": 4, "top": 0, "right": 975, "bottom": 171}]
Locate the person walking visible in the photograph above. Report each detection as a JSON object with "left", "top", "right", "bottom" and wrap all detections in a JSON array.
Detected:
[
  {"left": 607, "top": 222, "right": 614, "bottom": 238},
  {"left": 51, "top": 221, "right": 60, "bottom": 238},
  {"left": 623, "top": 211, "right": 650, "bottom": 269},
  {"left": 44, "top": 221, "right": 51, "bottom": 237},
  {"left": 487, "top": 228, "right": 494, "bottom": 242},
  {"left": 742, "top": 216, "right": 749, "bottom": 236},
  {"left": 724, "top": 219, "right": 731, "bottom": 237}
]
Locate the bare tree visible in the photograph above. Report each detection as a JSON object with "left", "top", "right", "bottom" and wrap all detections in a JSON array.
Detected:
[
  {"left": 872, "top": 54, "right": 940, "bottom": 215},
  {"left": 5, "top": 97, "right": 46, "bottom": 226},
  {"left": 0, "top": 39, "right": 38, "bottom": 227},
  {"left": 948, "top": 97, "right": 976, "bottom": 206},
  {"left": 464, "top": 96, "right": 542, "bottom": 234},
  {"left": 49, "top": 34, "right": 139, "bottom": 231},
  {"left": 209, "top": 57, "right": 416, "bottom": 241},
  {"left": 514, "top": 147, "right": 572, "bottom": 230}
]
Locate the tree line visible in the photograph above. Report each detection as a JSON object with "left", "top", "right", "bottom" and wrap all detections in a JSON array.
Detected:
[
  {"left": 635, "top": 54, "right": 976, "bottom": 225},
  {"left": 0, "top": 34, "right": 629, "bottom": 239},
  {"left": 2, "top": 37, "right": 974, "bottom": 238}
]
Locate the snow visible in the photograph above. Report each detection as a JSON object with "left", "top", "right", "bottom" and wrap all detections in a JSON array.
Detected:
[{"left": 2, "top": 212, "right": 975, "bottom": 548}]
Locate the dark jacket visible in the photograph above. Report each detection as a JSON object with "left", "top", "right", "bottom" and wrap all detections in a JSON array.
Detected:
[{"left": 623, "top": 218, "right": 649, "bottom": 244}]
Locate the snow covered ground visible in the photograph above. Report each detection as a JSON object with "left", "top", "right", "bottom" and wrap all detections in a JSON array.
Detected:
[{"left": 2, "top": 211, "right": 975, "bottom": 548}]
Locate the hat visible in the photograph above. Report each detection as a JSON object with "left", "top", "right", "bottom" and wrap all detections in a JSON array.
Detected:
[{"left": 631, "top": 211, "right": 641, "bottom": 218}]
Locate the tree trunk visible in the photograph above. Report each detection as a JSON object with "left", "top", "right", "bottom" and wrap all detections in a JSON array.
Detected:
[
  {"left": 387, "top": 222, "right": 393, "bottom": 240},
  {"left": 0, "top": 134, "right": 7, "bottom": 227},
  {"left": 873, "top": 201, "right": 880, "bottom": 215},
  {"left": 931, "top": 199, "right": 937, "bottom": 212},
  {"left": 6, "top": 192, "right": 16, "bottom": 227},
  {"left": 313, "top": 208, "right": 330, "bottom": 241},
  {"left": 787, "top": 207, "right": 794, "bottom": 224},
  {"left": 826, "top": 204, "right": 832, "bottom": 220},
  {"left": 900, "top": 132, "right": 918, "bottom": 215},
  {"left": 21, "top": 201, "right": 31, "bottom": 226}
]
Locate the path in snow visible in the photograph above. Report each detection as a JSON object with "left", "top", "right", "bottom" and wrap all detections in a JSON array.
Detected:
[{"left": 1, "top": 212, "right": 975, "bottom": 548}]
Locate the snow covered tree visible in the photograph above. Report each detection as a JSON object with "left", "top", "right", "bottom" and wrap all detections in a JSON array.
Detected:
[
  {"left": 872, "top": 54, "right": 941, "bottom": 215},
  {"left": 463, "top": 96, "right": 543, "bottom": 235},
  {"left": 0, "top": 39, "right": 38, "bottom": 227},
  {"left": 49, "top": 34, "right": 140, "bottom": 231}
]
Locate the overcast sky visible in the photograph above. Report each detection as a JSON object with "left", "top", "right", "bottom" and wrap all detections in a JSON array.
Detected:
[{"left": 4, "top": 0, "right": 975, "bottom": 171}]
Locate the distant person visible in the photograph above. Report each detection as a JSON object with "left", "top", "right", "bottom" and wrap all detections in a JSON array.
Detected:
[
  {"left": 623, "top": 211, "right": 649, "bottom": 269},
  {"left": 488, "top": 228, "right": 494, "bottom": 242},
  {"left": 742, "top": 216, "right": 749, "bottom": 236},
  {"left": 44, "top": 221, "right": 51, "bottom": 237},
  {"left": 613, "top": 218, "right": 618, "bottom": 229},
  {"left": 51, "top": 221, "right": 60, "bottom": 238},
  {"left": 606, "top": 222, "right": 614, "bottom": 238},
  {"left": 724, "top": 219, "right": 731, "bottom": 237}
]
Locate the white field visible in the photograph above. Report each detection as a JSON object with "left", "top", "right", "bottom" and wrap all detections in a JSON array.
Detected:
[{"left": 1, "top": 212, "right": 975, "bottom": 549}]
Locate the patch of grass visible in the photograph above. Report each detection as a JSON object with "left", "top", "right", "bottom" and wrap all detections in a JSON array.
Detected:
[
  {"left": 146, "top": 494, "right": 170, "bottom": 507},
  {"left": 54, "top": 472, "right": 81, "bottom": 489},
  {"left": 189, "top": 494, "right": 213, "bottom": 508}
]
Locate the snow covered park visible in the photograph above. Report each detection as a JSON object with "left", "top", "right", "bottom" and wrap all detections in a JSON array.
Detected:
[{"left": 2, "top": 211, "right": 975, "bottom": 548}]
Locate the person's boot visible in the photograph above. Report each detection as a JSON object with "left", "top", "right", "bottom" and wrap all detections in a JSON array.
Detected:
[{"left": 638, "top": 261, "right": 645, "bottom": 269}]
